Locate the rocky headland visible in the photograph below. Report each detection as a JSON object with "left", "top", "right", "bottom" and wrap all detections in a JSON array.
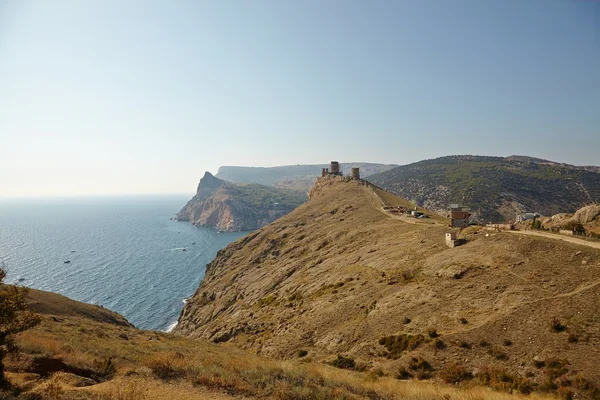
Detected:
[{"left": 177, "top": 172, "right": 306, "bottom": 232}]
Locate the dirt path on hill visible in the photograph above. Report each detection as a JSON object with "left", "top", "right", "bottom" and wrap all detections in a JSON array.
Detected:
[{"left": 508, "top": 230, "right": 600, "bottom": 250}]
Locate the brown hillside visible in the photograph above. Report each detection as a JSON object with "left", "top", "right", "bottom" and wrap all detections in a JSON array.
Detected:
[
  {"left": 25, "top": 288, "right": 133, "bottom": 327},
  {"left": 177, "top": 176, "right": 600, "bottom": 395},
  {"left": 5, "top": 285, "right": 553, "bottom": 399}
]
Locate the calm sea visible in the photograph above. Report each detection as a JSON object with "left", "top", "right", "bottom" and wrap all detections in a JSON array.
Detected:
[{"left": 0, "top": 195, "right": 245, "bottom": 331}]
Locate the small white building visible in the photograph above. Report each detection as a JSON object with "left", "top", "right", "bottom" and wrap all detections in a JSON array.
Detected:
[{"left": 516, "top": 212, "right": 540, "bottom": 222}]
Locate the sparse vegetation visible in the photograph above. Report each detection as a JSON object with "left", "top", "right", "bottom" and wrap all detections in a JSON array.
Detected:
[
  {"left": 257, "top": 294, "right": 277, "bottom": 307},
  {"left": 551, "top": 318, "right": 567, "bottom": 333},
  {"left": 478, "top": 366, "right": 534, "bottom": 394},
  {"left": 432, "top": 339, "right": 446, "bottom": 350},
  {"left": 396, "top": 366, "right": 412, "bottom": 380},
  {"left": 329, "top": 354, "right": 356, "bottom": 370},
  {"left": 407, "top": 357, "right": 433, "bottom": 380},
  {"left": 297, "top": 349, "right": 308, "bottom": 358},
  {"left": 378, "top": 334, "right": 425, "bottom": 359},
  {"left": 427, "top": 328, "right": 439, "bottom": 338},
  {"left": 487, "top": 347, "right": 508, "bottom": 361},
  {"left": 567, "top": 333, "right": 578, "bottom": 343},
  {"left": 440, "top": 362, "right": 473, "bottom": 384}
]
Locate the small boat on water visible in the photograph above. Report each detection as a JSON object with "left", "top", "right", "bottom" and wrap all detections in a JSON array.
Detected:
[
  {"left": 191, "top": 242, "right": 196, "bottom": 245},
  {"left": 64, "top": 260, "right": 71, "bottom": 264},
  {"left": 182, "top": 248, "right": 187, "bottom": 252},
  {"left": 17, "top": 277, "right": 25, "bottom": 282}
]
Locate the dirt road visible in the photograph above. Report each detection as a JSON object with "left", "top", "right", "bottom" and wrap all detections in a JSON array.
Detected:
[{"left": 508, "top": 230, "right": 600, "bottom": 250}]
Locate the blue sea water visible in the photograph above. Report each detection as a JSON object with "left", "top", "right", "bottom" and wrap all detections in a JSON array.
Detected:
[{"left": 0, "top": 195, "right": 246, "bottom": 331}]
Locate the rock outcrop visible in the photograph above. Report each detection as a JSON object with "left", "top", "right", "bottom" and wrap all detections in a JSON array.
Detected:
[
  {"left": 177, "top": 172, "right": 306, "bottom": 232},
  {"left": 537, "top": 203, "right": 600, "bottom": 235}
]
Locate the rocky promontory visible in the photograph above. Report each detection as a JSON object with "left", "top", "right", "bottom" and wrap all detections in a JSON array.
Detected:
[{"left": 177, "top": 172, "right": 306, "bottom": 232}]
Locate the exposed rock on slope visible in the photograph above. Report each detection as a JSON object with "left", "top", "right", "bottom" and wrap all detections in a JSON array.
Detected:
[
  {"left": 367, "top": 155, "right": 600, "bottom": 223},
  {"left": 537, "top": 204, "right": 600, "bottom": 235},
  {"left": 177, "top": 172, "right": 306, "bottom": 232},
  {"left": 216, "top": 163, "right": 398, "bottom": 192},
  {"left": 176, "top": 176, "right": 600, "bottom": 389}
]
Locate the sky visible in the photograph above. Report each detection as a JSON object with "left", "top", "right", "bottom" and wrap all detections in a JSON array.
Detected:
[{"left": 0, "top": 1, "right": 599, "bottom": 197}]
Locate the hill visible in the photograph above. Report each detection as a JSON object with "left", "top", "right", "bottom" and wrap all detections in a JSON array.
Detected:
[
  {"left": 216, "top": 163, "right": 398, "bottom": 192},
  {"left": 366, "top": 155, "right": 600, "bottom": 223},
  {"left": 4, "top": 286, "right": 555, "bottom": 399},
  {"left": 177, "top": 172, "right": 306, "bottom": 232},
  {"left": 177, "top": 175, "right": 600, "bottom": 398}
]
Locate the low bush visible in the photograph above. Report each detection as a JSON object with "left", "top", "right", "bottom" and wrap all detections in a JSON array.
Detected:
[
  {"left": 297, "top": 350, "right": 308, "bottom": 358},
  {"left": 551, "top": 318, "right": 567, "bottom": 332},
  {"left": 440, "top": 362, "right": 473, "bottom": 384},
  {"left": 432, "top": 339, "right": 446, "bottom": 350},
  {"left": 144, "top": 353, "right": 186, "bottom": 381},
  {"left": 478, "top": 366, "right": 533, "bottom": 394},
  {"left": 329, "top": 354, "right": 355, "bottom": 370},
  {"left": 487, "top": 347, "right": 508, "bottom": 360},
  {"left": 396, "top": 367, "right": 412, "bottom": 380},
  {"left": 378, "top": 334, "right": 425, "bottom": 359},
  {"left": 427, "top": 328, "right": 439, "bottom": 338},
  {"left": 408, "top": 357, "right": 433, "bottom": 380}
]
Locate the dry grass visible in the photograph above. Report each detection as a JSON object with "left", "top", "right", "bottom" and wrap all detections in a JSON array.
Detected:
[{"left": 5, "top": 313, "right": 559, "bottom": 400}]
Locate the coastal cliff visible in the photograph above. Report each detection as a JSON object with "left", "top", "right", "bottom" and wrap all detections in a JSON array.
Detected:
[{"left": 177, "top": 172, "right": 306, "bottom": 232}]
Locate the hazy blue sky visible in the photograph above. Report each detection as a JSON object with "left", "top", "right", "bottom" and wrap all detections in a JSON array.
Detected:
[{"left": 1, "top": 1, "right": 599, "bottom": 196}]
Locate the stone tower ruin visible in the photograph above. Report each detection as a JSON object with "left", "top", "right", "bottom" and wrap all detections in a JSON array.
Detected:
[
  {"left": 351, "top": 167, "right": 360, "bottom": 179},
  {"left": 330, "top": 161, "right": 341, "bottom": 175}
]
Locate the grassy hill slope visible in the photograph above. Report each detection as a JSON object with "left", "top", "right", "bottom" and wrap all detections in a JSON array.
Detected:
[
  {"left": 366, "top": 155, "right": 600, "bottom": 223},
  {"left": 177, "top": 175, "right": 600, "bottom": 398},
  {"left": 3, "top": 287, "right": 555, "bottom": 399}
]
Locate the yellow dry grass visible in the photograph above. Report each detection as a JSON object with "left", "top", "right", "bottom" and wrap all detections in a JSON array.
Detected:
[{"left": 6, "top": 312, "right": 557, "bottom": 400}]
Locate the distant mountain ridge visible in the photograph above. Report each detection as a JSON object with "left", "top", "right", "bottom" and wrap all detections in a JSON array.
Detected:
[
  {"left": 367, "top": 155, "right": 600, "bottom": 223},
  {"left": 177, "top": 172, "right": 306, "bottom": 232},
  {"left": 216, "top": 163, "right": 397, "bottom": 192}
]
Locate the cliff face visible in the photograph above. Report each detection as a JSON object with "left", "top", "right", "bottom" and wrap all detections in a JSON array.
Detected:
[
  {"left": 177, "top": 172, "right": 306, "bottom": 232},
  {"left": 176, "top": 176, "right": 600, "bottom": 387}
]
